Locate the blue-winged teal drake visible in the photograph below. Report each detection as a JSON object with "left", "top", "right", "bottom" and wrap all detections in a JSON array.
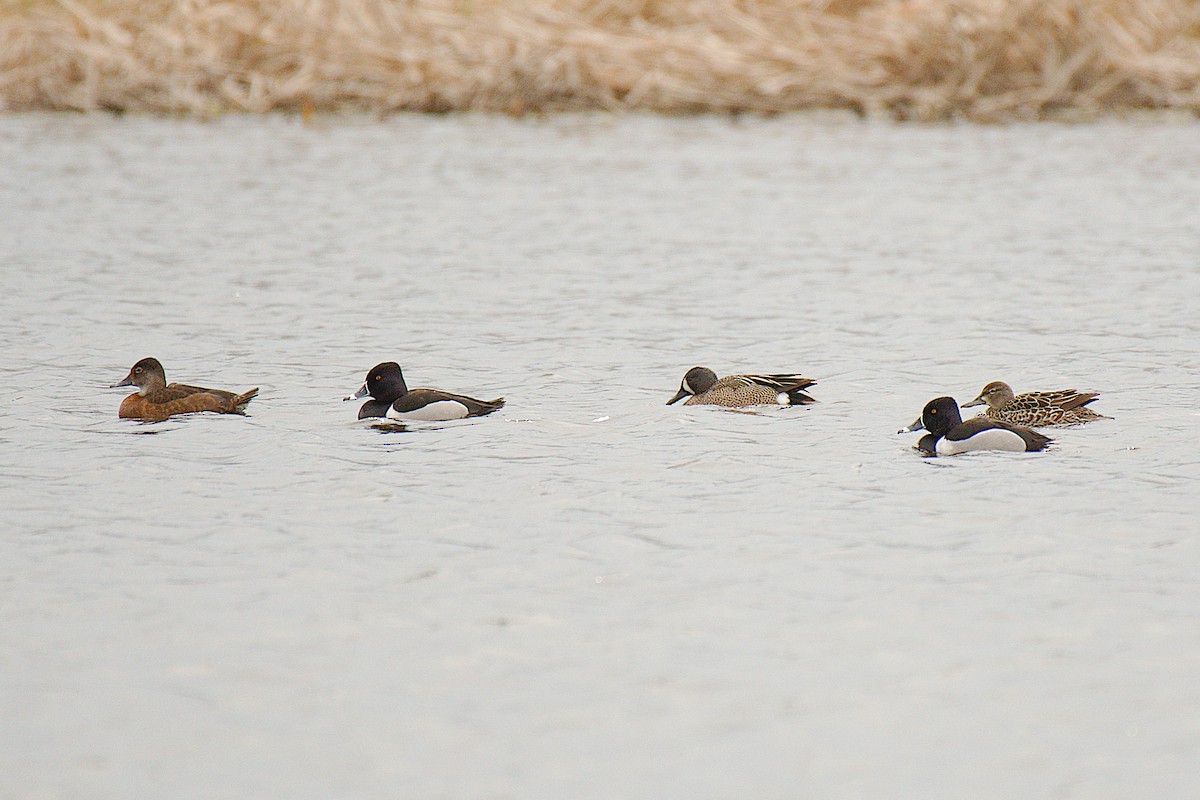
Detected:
[
  {"left": 666, "top": 366, "right": 817, "bottom": 407},
  {"left": 111, "top": 357, "right": 258, "bottom": 421},
  {"left": 346, "top": 362, "right": 504, "bottom": 421},
  {"left": 899, "top": 396, "right": 1051, "bottom": 455},
  {"left": 962, "top": 380, "right": 1110, "bottom": 427}
]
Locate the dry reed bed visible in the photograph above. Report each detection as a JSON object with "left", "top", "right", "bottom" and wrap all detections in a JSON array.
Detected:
[{"left": 1, "top": 0, "right": 1199, "bottom": 119}]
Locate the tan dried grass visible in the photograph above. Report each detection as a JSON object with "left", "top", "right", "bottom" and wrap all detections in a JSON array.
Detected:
[{"left": 1, "top": 0, "right": 1198, "bottom": 119}]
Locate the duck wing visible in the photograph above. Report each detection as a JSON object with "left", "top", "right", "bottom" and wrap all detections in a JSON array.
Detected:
[
  {"left": 740, "top": 373, "right": 818, "bottom": 405},
  {"left": 147, "top": 383, "right": 256, "bottom": 413},
  {"left": 1013, "top": 389, "right": 1099, "bottom": 411},
  {"left": 736, "top": 373, "right": 816, "bottom": 391},
  {"left": 394, "top": 389, "right": 505, "bottom": 418},
  {"left": 1052, "top": 390, "right": 1101, "bottom": 410},
  {"left": 163, "top": 382, "right": 241, "bottom": 402}
]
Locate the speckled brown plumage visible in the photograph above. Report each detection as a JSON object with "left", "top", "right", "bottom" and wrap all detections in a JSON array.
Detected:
[
  {"left": 962, "top": 380, "right": 1109, "bottom": 427},
  {"left": 667, "top": 366, "right": 817, "bottom": 408},
  {"left": 112, "top": 357, "right": 258, "bottom": 421}
]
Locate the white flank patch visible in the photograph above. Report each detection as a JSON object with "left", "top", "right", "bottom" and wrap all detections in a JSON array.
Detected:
[
  {"left": 776, "top": 392, "right": 791, "bottom": 406},
  {"left": 937, "top": 428, "right": 1028, "bottom": 455},
  {"left": 386, "top": 400, "right": 469, "bottom": 421}
]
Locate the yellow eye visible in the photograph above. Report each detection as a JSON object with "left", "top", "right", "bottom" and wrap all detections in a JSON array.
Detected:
[
  {"left": 930, "top": 408, "right": 937, "bottom": 414},
  {"left": 374, "top": 375, "right": 380, "bottom": 381}
]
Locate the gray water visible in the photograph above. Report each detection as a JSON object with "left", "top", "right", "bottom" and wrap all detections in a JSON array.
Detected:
[{"left": 2, "top": 112, "right": 1199, "bottom": 799}]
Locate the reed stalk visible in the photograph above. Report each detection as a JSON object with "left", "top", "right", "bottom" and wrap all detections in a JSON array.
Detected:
[{"left": 2, "top": 0, "right": 1198, "bottom": 119}]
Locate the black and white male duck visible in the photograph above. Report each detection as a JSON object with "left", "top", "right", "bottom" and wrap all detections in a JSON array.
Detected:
[
  {"left": 899, "top": 396, "right": 1051, "bottom": 456},
  {"left": 346, "top": 362, "right": 504, "bottom": 421}
]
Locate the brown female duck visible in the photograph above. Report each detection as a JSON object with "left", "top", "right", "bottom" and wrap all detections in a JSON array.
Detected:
[
  {"left": 962, "top": 380, "right": 1109, "bottom": 427},
  {"left": 111, "top": 357, "right": 258, "bottom": 421}
]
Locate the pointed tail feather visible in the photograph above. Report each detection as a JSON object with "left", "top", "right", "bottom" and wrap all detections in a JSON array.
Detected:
[
  {"left": 466, "top": 397, "right": 505, "bottom": 417},
  {"left": 233, "top": 388, "right": 259, "bottom": 410},
  {"left": 787, "top": 389, "right": 818, "bottom": 405},
  {"left": 783, "top": 377, "right": 817, "bottom": 405},
  {"left": 1060, "top": 391, "right": 1101, "bottom": 410}
]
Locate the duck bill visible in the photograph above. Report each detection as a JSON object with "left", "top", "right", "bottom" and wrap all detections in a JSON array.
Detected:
[
  {"left": 897, "top": 416, "right": 925, "bottom": 434},
  {"left": 110, "top": 372, "right": 134, "bottom": 389},
  {"left": 343, "top": 383, "right": 369, "bottom": 402},
  {"left": 961, "top": 395, "right": 985, "bottom": 408},
  {"left": 665, "top": 388, "right": 689, "bottom": 405}
]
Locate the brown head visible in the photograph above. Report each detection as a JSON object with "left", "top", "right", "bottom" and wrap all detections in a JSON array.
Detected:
[
  {"left": 111, "top": 357, "right": 167, "bottom": 395},
  {"left": 962, "top": 380, "right": 1015, "bottom": 409}
]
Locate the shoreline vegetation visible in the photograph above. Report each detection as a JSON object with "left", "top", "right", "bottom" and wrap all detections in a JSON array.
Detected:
[{"left": 2, "top": 0, "right": 1199, "bottom": 120}]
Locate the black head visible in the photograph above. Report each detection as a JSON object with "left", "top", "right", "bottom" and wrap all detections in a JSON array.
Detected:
[
  {"left": 898, "top": 396, "right": 964, "bottom": 437},
  {"left": 917, "top": 396, "right": 964, "bottom": 437},
  {"left": 350, "top": 361, "right": 409, "bottom": 404},
  {"left": 667, "top": 366, "right": 718, "bottom": 405},
  {"left": 111, "top": 357, "right": 166, "bottom": 393}
]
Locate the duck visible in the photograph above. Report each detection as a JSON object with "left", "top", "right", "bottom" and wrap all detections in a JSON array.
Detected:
[
  {"left": 962, "top": 380, "right": 1109, "bottom": 427},
  {"left": 346, "top": 362, "right": 504, "bottom": 421},
  {"left": 111, "top": 357, "right": 258, "bottom": 421},
  {"left": 666, "top": 366, "right": 817, "bottom": 407},
  {"left": 898, "top": 396, "right": 1051, "bottom": 455}
]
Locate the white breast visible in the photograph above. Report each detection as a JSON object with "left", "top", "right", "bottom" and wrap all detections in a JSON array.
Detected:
[
  {"left": 937, "top": 428, "right": 1028, "bottom": 455},
  {"left": 386, "top": 400, "right": 470, "bottom": 421}
]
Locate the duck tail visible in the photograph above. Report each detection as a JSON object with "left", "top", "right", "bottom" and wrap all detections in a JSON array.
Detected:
[
  {"left": 787, "top": 387, "right": 818, "bottom": 405},
  {"left": 1062, "top": 391, "right": 1101, "bottom": 410},
  {"left": 784, "top": 378, "right": 818, "bottom": 405},
  {"left": 233, "top": 388, "right": 259, "bottom": 410}
]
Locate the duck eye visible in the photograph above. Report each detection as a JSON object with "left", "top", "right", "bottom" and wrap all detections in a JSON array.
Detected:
[
  {"left": 374, "top": 375, "right": 380, "bottom": 381},
  {"left": 134, "top": 367, "right": 142, "bottom": 374},
  {"left": 930, "top": 408, "right": 937, "bottom": 414}
]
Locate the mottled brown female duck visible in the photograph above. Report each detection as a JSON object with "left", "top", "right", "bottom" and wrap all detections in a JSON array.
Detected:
[
  {"left": 962, "top": 380, "right": 1109, "bottom": 427},
  {"left": 666, "top": 366, "right": 817, "bottom": 408},
  {"left": 111, "top": 357, "right": 258, "bottom": 421}
]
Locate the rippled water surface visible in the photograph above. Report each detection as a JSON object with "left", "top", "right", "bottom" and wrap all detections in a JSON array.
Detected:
[{"left": 2, "top": 113, "right": 1199, "bottom": 798}]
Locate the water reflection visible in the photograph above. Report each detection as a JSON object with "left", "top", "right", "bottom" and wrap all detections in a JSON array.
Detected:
[{"left": 1, "top": 113, "right": 1198, "bottom": 799}]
